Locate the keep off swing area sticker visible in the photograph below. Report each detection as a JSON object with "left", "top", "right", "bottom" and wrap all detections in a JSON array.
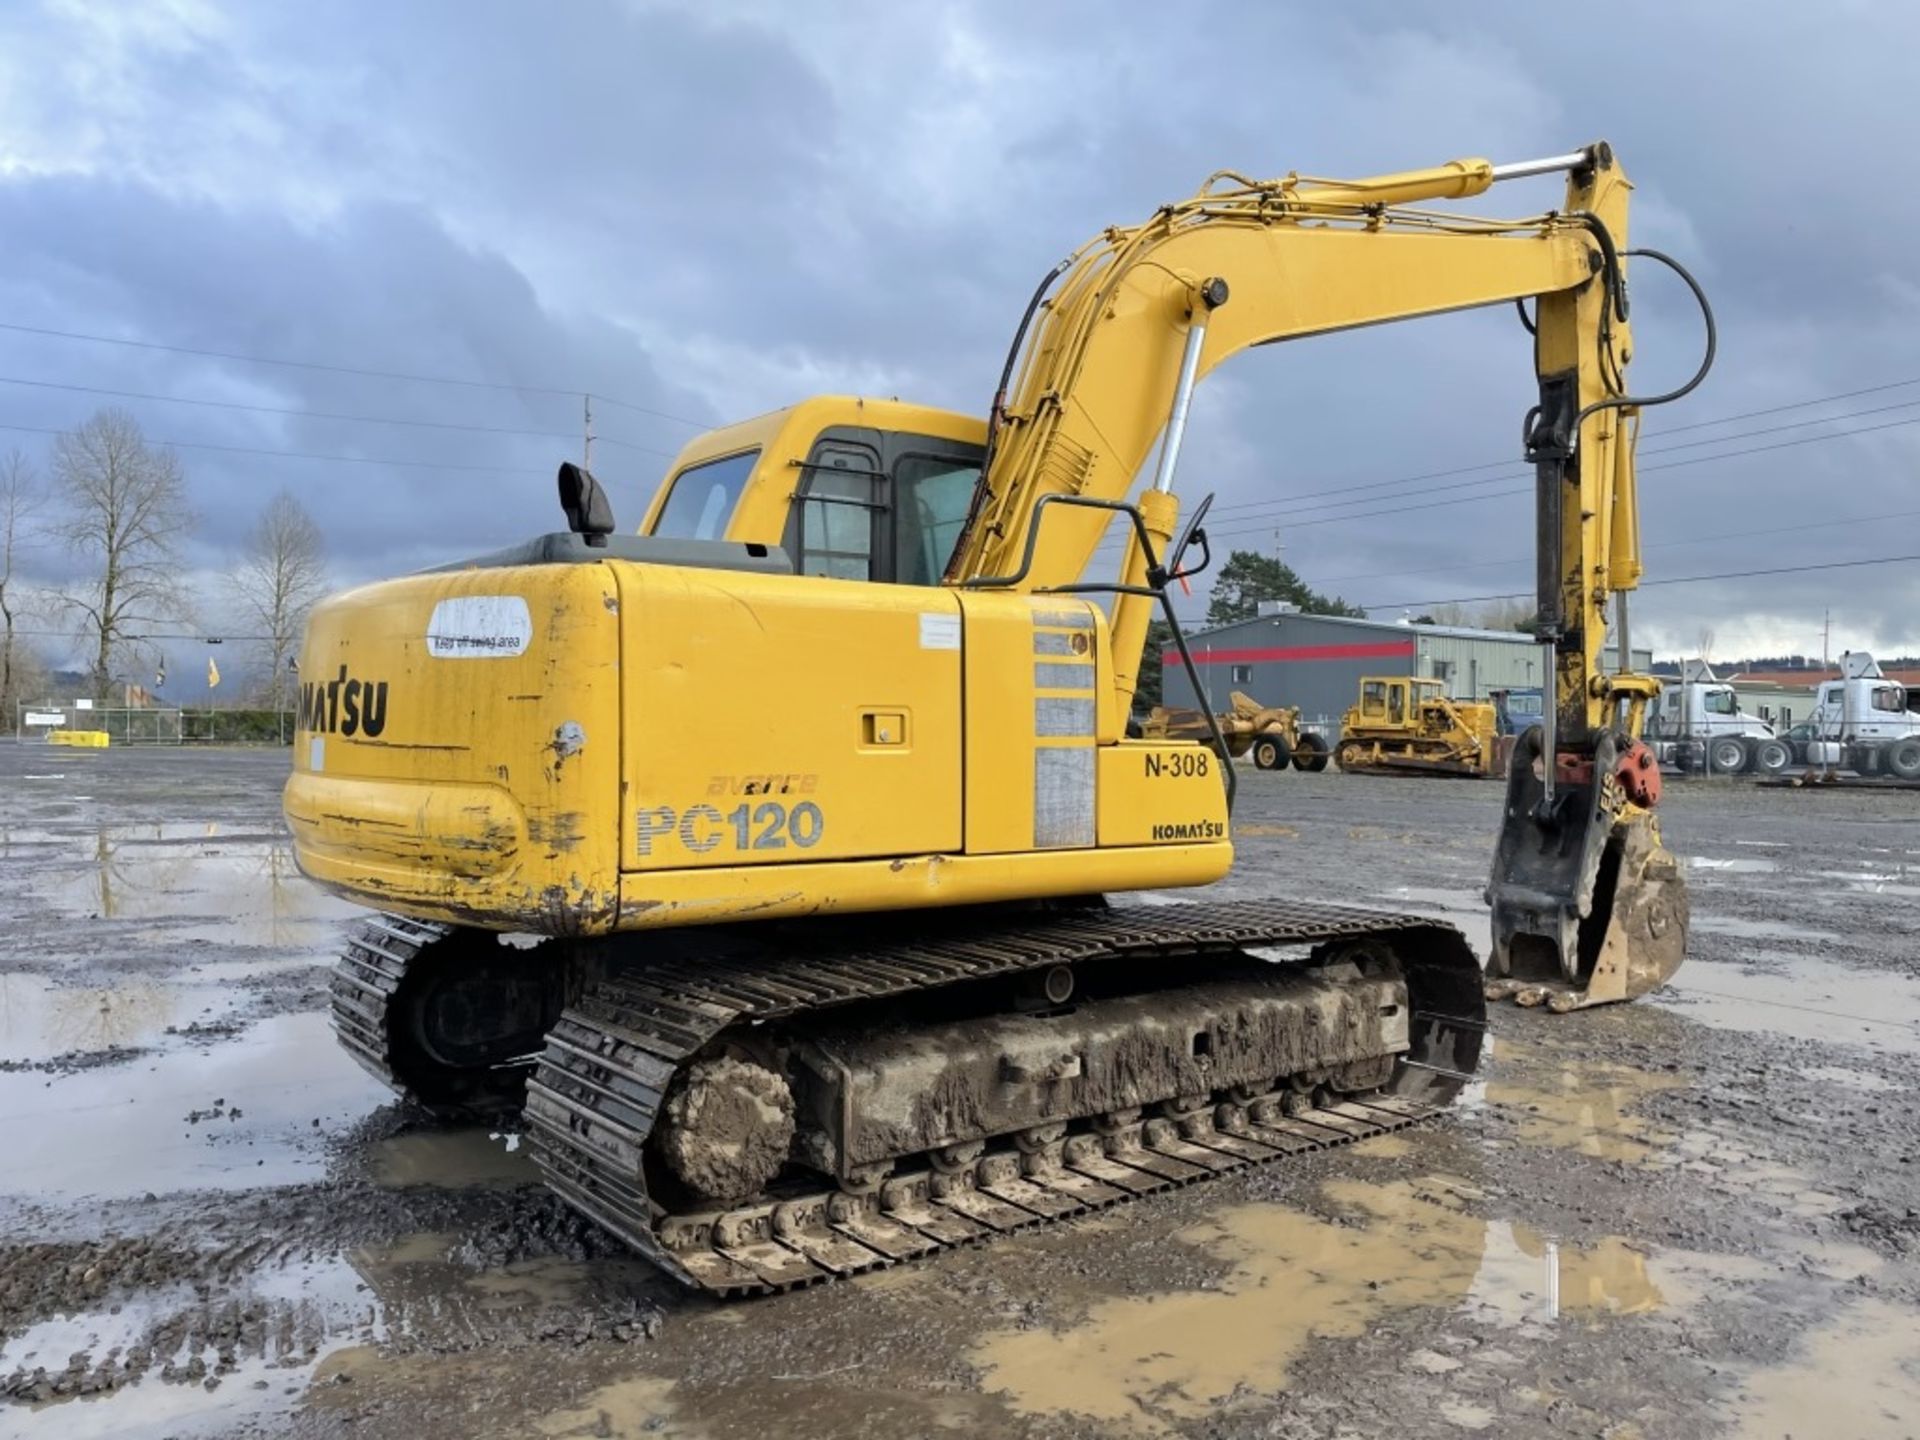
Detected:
[{"left": 427, "top": 596, "right": 533, "bottom": 658}]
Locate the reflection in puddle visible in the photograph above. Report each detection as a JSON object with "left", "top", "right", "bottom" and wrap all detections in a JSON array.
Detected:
[
  {"left": 1654, "top": 957, "right": 1920, "bottom": 1056},
  {"left": 1486, "top": 1055, "right": 1683, "bottom": 1166},
  {"left": 1734, "top": 1299, "right": 1920, "bottom": 1438},
  {"left": 369, "top": 1129, "right": 537, "bottom": 1189},
  {"left": 972, "top": 1175, "right": 1671, "bottom": 1431},
  {"left": 16, "top": 831, "right": 358, "bottom": 949},
  {"left": 0, "top": 975, "right": 180, "bottom": 1062},
  {"left": 1686, "top": 856, "right": 1781, "bottom": 873}
]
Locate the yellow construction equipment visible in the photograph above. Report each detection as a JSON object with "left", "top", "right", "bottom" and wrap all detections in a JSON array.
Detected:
[
  {"left": 1139, "top": 690, "right": 1329, "bottom": 772},
  {"left": 287, "top": 142, "right": 1711, "bottom": 1294},
  {"left": 1334, "top": 677, "right": 1497, "bottom": 778}
]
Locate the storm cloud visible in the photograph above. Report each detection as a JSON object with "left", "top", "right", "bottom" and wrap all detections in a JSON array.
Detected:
[{"left": 2, "top": 0, "right": 1914, "bottom": 681}]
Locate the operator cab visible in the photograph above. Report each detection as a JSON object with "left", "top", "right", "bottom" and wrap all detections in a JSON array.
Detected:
[{"left": 641, "top": 396, "right": 987, "bottom": 587}]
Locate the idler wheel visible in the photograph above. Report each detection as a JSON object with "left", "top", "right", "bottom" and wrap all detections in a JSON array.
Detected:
[{"left": 656, "top": 1056, "right": 795, "bottom": 1204}]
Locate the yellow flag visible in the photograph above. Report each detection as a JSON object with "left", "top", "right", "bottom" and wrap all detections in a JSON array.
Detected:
[{"left": 207, "top": 657, "right": 221, "bottom": 689}]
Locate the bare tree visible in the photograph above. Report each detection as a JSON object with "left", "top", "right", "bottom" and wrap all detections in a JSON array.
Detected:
[
  {"left": 0, "top": 449, "right": 47, "bottom": 721},
  {"left": 54, "top": 410, "right": 193, "bottom": 700},
  {"left": 230, "top": 489, "right": 327, "bottom": 709}
]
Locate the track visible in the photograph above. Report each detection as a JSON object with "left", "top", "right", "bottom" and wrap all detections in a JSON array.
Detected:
[{"left": 516, "top": 898, "right": 1484, "bottom": 1297}]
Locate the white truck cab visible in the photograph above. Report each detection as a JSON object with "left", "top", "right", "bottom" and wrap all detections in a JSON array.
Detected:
[
  {"left": 1802, "top": 652, "right": 1920, "bottom": 779},
  {"left": 1649, "top": 659, "right": 1788, "bottom": 775}
]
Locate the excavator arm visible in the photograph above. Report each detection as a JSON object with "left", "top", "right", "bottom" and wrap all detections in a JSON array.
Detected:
[{"left": 947, "top": 143, "right": 1709, "bottom": 1009}]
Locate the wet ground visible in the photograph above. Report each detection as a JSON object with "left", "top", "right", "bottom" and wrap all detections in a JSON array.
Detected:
[{"left": 2, "top": 746, "right": 1917, "bottom": 1439}]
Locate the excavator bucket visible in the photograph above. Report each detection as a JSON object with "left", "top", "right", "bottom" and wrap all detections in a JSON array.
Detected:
[{"left": 1484, "top": 729, "right": 1688, "bottom": 1012}]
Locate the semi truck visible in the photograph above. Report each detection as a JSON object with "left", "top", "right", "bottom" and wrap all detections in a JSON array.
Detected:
[
  {"left": 1647, "top": 659, "right": 1789, "bottom": 776},
  {"left": 1799, "top": 652, "right": 1920, "bottom": 779}
]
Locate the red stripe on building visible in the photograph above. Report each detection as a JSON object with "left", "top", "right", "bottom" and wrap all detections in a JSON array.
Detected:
[{"left": 1163, "top": 639, "right": 1417, "bottom": 666}]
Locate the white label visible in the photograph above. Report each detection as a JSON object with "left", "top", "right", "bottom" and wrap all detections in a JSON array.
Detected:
[
  {"left": 427, "top": 595, "right": 532, "bottom": 658},
  {"left": 309, "top": 736, "right": 325, "bottom": 772},
  {"left": 919, "top": 613, "right": 961, "bottom": 651},
  {"left": 73, "top": 698, "right": 93, "bottom": 710},
  {"left": 25, "top": 712, "right": 65, "bottom": 726}
]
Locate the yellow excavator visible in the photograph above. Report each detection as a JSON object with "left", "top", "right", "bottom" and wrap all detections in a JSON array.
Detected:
[{"left": 288, "top": 143, "right": 1708, "bottom": 1294}]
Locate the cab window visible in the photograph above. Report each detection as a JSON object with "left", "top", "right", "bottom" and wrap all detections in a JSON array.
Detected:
[
  {"left": 653, "top": 450, "right": 758, "bottom": 540},
  {"left": 894, "top": 454, "right": 980, "bottom": 586},
  {"left": 1871, "top": 685, "right": 1903, "bottom": 713},
  {"left": 1704, "top": 689, "right": 1737, "bottom": 715},
  {"left": 1388, "top": 686, "right": 1405, "bottom": 724},
  {"left": 1362, "top": 681, "right": 1387, "bottom": 717},
  {"left": 795, "top": 443, "right": 881, "bottom": 580}
]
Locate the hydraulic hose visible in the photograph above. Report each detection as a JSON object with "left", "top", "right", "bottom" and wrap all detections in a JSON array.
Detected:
[{"left": 1575, "top": 246, "right": 1717, "bottom": 429}]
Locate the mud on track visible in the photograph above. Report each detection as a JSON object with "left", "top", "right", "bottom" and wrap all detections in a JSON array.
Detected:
[{"left": 2, "top": 746, "right": 1917, "bottom": 1439}]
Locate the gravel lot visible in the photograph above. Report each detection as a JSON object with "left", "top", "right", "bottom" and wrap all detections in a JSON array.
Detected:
[{"left": 1, "top": 745, "right": 1916, "bottom": 1439}]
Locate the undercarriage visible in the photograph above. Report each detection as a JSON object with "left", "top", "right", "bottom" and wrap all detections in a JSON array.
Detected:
[{"left": 331, "top": 899, "right": 1483, "bottom": 1295}]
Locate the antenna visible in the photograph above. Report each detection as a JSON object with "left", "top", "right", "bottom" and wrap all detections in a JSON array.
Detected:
[{"left": 583, "top": 393, "right": 595, "bottom": 468}]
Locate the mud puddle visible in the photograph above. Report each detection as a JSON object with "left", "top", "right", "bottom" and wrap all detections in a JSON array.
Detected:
[
  {"left": 970, "top": 1173, "right": 1720, "bottom": 1432},
  {"left": 1732, "top": 1297, "right": 1920, "bottom": 1438},
  {"left": 368, "top": 1129, "right": 537, "bottom": 1189},
  {"left": 0, "top": 1011, "right": 388, "bottom": 1199},
  {"left": 1652, "top": 955, "right": 1920, "bottom": 1055}
]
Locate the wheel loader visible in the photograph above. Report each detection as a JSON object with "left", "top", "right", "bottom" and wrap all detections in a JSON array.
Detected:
[
  {"left": 1334, "top": 677, "right": 1498, "bottom": 778},
  {"left": 288, "top": 143, "right": 1710, "bottom": 1294},
  {"left": 1138, "top": 690, "right": 1330, "bottom": 772}
]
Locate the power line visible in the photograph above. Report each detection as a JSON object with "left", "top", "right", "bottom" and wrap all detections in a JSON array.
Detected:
[
  {"left": 1169, "top": 410, "right": 1920, "bottom": 550},
  {"left": 1097, "top": 397, "right": 1920, "bottom": 550},
  {"left": 0, "top": 421, "right": 532, "bottom": 476},
  {"left": 1356, "top": 553, "right": 1920, "bottom": 614},
  {"left": 0, "top": 319, "right": 711, "bottom": 429},
  {"left": 0, "top": 372, "right": 680, "bottom": 458},
  {"left": 1309, "top": 504, "right": 1920, "bottom": 589}
]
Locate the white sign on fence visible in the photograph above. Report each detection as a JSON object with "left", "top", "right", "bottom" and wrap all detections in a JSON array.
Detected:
[
  {"left": 24, "top": 711, "right": 65, "bottom": 726},
  {"left": 73, "top": 698, "right": 93, "bottom": 710}
]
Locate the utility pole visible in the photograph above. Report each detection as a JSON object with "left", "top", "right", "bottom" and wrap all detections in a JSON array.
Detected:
[{"left": 583, "top": 394, "right": 595, "bottom": 469}]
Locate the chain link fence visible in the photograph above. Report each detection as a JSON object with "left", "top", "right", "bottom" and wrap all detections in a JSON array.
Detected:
[{"left": 13, "top": 703, "right": 294, "bottom": 744}]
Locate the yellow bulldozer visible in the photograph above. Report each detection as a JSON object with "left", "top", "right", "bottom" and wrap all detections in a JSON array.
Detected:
[
  {"left": 1138, "top": 690, "right": 1331, "bottom": 772},
  {"left": 1335, "top": 677, "right": 1499, "bottom": 778},
  {"left": 286, "top": 142, "right": 1711, "bottom": 1296}
]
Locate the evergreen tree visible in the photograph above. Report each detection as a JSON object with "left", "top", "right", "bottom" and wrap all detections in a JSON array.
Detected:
[{"left": 1204, "top": 550, "right": 1365, "bottom": 627}]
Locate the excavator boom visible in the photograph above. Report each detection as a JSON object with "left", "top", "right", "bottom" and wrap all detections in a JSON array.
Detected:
[{"left": 942, "top": 141, "right": 1706, "bottom": 1008}]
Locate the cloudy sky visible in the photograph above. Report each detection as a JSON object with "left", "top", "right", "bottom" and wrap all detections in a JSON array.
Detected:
[{"left": 2, "top": 0, "right": 1915, "bottom": 689}]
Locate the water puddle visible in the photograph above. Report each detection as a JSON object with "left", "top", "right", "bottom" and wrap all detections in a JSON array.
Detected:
[
  {"left": 0, "top": 975, "right": 184, "bottom": 1064},
  {"left": 1686, "top": 856, "right": 1782, "bottom": 874},
  {"left": 971, "top": 1174, "right": 1686, "bottom": 1432},
  {"left": 368, "top": 1129, "right": 537, "bottom": 1189},
  {"left": 1653, "top": 956, "right": 1920, "bottom": 1055},
  {"left": 535, "top": 1376, "right": 687, "bottom": 1438},
  {"left": 1484, "top": 1056, "right": 1685, "bottom": 1166},
  {"left": 1691, "top": 915, "right": 1843, "bottom": 945},
  {"left": 1804, "top": 1064, "right": 1897, "bottom": 1092},
  {"left": 1732, "top": 1298, "right": 1920, "bottom": 1438},
  {"left": 13, "top": 833, "right": 358, "bottom": 950},
  {"left": 0, "top": 1011, "right": 389, "bottom": 1199}
]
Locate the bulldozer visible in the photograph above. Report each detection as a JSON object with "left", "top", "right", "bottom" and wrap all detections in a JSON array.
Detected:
[
  {"left": 288, "top": 143, "right": 1709, "bottom": 1294},
  {"left": 1334, "top": 677, "right": 1498, "bottom": 778},
  {"left": 1138, "top": 690, "right": 1330, "bottom": 772}
]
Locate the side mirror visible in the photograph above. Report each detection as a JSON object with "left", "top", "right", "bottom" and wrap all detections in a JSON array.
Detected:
[{"left": 557, "top": 462, "right": 616, "bottom": 547}]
